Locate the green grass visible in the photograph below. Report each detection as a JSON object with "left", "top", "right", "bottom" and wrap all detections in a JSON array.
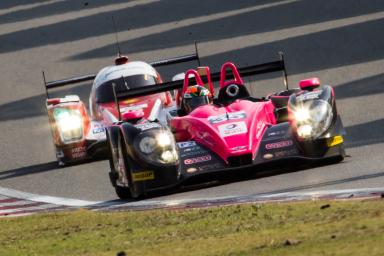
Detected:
[{"left": 1, "top": 200, "right": 384, "bottom": 255}]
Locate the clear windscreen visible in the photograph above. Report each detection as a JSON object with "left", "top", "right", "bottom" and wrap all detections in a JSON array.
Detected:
[{"left": 96, "top": 74, "right": 157, "bottom": 103}]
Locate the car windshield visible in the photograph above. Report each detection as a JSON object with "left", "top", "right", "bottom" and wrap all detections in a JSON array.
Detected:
[{"left": 96, "top": 74, "right": 157, "bottom": 103}]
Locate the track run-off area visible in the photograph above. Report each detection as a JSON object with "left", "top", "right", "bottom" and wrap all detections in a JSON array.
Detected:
[{"left": 0, "top": 0, "right": 384, "bottom": 211}]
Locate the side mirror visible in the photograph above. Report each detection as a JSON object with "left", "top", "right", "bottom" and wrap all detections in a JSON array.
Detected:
[
  {"left": 122, "top": 109, "right": 144, "bottom": 122},
  {"left": 299, "top": 77, "right": 320, "bottom": 91}
]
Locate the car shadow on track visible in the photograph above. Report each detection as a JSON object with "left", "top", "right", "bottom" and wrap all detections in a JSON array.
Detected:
[
  {"left": 0, "top": 158, "right": 105, "bottom": 181},
  {"left": 344, "top": 119, "right": 384, "bottom": 148},
  {"left": 0, "top": 0, "right": 269, "bottom": 54},
  {"left": 334, "top": 73, "right": 384, "bottom": 100},
  {"left": 111, "top": 157, "right": 350, "bottom": 202},
  {"left": 130, "top": 157, "right": 384, "bottom": 202},
  {"left": 0, "top": 82, "right": 91, "bottom": 122},
  {"left": 70, "top": 0, "right": 384, "bottom": 61},
  {"left": 0, "top": 0, "right": 129, "bottom": 26},
  {"left": 0, "top": 161, "right": 59, "bottom": 181}
]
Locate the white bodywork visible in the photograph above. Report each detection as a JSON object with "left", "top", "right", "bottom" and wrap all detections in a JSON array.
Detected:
[{"left": 93, "top": 61, "right": 158, "bottom": 88}]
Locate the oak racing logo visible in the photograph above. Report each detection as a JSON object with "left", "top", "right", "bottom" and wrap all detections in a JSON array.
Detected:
[
  {"left": 265, "top": 140, "right": 293, "bottom": 150},
  {"left": 184, "top": 155, "right": 212, "bottom": 165},
  {"left": 208, "top": 111, "right": 246, "bottom": 124}
]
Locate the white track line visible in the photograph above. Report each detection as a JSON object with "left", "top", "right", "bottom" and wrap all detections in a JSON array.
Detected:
[
  {"left": 256, "top": 187, "right": 384, "bottom": 199},
  {"left": 0, "top": 204, "right": 60, "bottom": 215},
  {"left": 0, "top": 187, "right": 99, "bottom": 207},
  {"left": 0, "top": 186, "right": 383, "bottom": 210}
]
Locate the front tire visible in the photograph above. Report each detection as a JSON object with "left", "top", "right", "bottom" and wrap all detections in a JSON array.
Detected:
[
  {"left": 115, "top": 136, "right": 133, "bottom": 199},
  {"left": 115, "top": 186, "right": 132, "bottom": 200},
  {"left": 107, "top": 129, "right": 133, "bottom": 199}
]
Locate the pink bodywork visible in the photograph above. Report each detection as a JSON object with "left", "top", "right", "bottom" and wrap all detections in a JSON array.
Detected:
[{"left": 171, "top": 62, "right": 277, "bottom": 164}]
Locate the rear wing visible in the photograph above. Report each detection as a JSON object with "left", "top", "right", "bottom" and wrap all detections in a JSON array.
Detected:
[
  {"left": 42, "top": 51, "right": 200, "bottom": 98},
  {"left": 116, "top": 52, "right": 288, "bottom": 100}
]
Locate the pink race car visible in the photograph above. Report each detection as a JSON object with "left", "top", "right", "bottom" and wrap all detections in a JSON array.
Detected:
[{"left": 106, "top": 53, "right": 346, "bottom": 199}]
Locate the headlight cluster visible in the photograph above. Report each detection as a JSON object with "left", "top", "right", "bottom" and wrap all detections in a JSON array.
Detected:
[
  {"left": 291, "top": 99, "right": 333, "bottom": 139},
  {"left": 53, "top": 108, "right": 84, "bottom": 143},
  {"left": 135, "top": 129, "right": 178, "bottom": 165}
]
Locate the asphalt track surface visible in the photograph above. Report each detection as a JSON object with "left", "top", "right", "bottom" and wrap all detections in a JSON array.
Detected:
[{"left": 0, "top": 0, "right": 383, "bottom": 202}]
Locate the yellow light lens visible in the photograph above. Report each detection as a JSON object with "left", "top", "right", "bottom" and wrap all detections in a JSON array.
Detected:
[{"left": 327, "top": 135, "right": 344, "bottom": 147}]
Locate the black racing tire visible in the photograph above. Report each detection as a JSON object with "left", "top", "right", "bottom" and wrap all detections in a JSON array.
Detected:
[
  {"left": 108, "top": 128, "right": 133, "bottom": 199},
  {"left": 334, "top": 154, "right": 345, "bottom": 163},
  {"left": 332, "top": 144, "right": 346, "bottom": 163},
  {"left": 106, "top": 128, "right": 119, "bottom": 187},
  {"left": 116, "top": 135, "right": 133, "bottom": 199},
  {"left": 321, "top": 145, "right": 345, "bottom": 165},
  {"left": 115, "top": 185, "right": 132, "bottom": 200}
]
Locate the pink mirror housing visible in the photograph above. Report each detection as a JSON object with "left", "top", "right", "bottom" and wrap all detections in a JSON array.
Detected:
[
  {"left": 122, "top": 109, "right": 144, "bottom": 121},
  {"left": 299, "top": 77, "right": 320, "bottom": 91}
]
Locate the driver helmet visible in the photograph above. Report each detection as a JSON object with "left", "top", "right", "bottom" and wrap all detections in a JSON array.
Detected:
[{"left": 181, "top": 85, "right": 212, "bottom": 114}]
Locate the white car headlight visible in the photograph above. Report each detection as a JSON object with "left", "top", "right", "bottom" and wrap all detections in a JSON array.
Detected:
[
  {"left": 156, "top": 132, "right": 172, "bottom": 147},
  {"left": 136, "top": 129, "right": 178, "bottom": 165},
  {"left": 139, "top": 137, "right": 157, "bottom": 154},
  {"left": 161, "top": 150, "right": 178, "bottom": 164},
  {"left": 54, "top": 108, "right": 83, "bottom": 143},
  {"left": 293, "top": 107, "right": 310, "bottom": 122},
  {"left": 292, "top": 100, "right": 333, "bottom": 139}
]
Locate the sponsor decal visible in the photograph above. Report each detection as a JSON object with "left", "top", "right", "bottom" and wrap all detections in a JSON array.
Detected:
[
  {"left": 121, "top": 103, "right": 148, "bottom": 112},
  {"left": 218, "top": 122, "right": 247, "bottom": 137},
  {"left": 93, "top": 127, "right": 105, "bottom": 134},
  {"left": 186, "top": 168, "right": 198, "bottom": 174},
  {"left": 230, "top": 146, "right": 247, "bottom": 151},
  {"left": 267, "top": 130, "right": 286, "bottom": 137},
  {"left": 198, "top": 163, "right": 224, "bottom": 171},
  {"left": 132, "top": 171, "right": 155, "bottom": 182},
  {"left": 208, "top": 111, "right": 246, "bottom": 124},
  {"left": 135, "top": 122, "right": 161, "bottom": 130},
  {"left": 72, "top": 147, "right": 86, "bottom": 153},
  {"left": 265, "top": 140, "right": 293, "bottom": 150},
  {"left": 297, "top": 90, "right": 322, "bottom": 101},
  {"left": 183, "top": 146, "right": 200, "bottom": 153},
  {"left": 177, "top": 141, "right": 197, "bottom": 148},
  {"left": 263, "top": 153, "right": 274, "bottom": 160},
  {"left": 56, "top": 150, "right": 64, "bottom": 158},
  {"left": 184, "top": 155, "right": 212, "bottom": 165},
  {"left": 256, "top": 120, "right": 265, "bottom": 138},
  {"left": 71, "top": 146, "right": 86, "bottom": 158},
  {"left": 181, "top": 149, "right": 206, "bottom": 158},
  {"left": 274, "top": 149, "right": 298, "bottom": 158}
]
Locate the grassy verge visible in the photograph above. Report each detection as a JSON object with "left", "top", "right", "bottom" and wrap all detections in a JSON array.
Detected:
[{"left": 0, "top": 199, "right": 384, "bottom": 255}]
